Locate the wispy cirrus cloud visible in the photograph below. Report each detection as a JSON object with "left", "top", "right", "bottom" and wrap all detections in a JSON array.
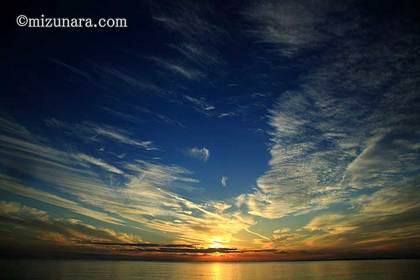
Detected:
[
  {"left": 183, "top": 95, "right": 215, "bottom": 114},
  {"left": 245, "top": 0, "right": 353, "bottom": 57},
  {"left": 125, "top": 159, "right": 199, "bottom": 188},
  {"left": 73, "top": 153, "right": 124, "bottom": 175},
  {"left": 0, "top": 115, "right": 32, "bottom": 139},
  {"left": 99, "top": 106, "right": 140, "bottom": 124},
  {"left": 93, "top": 126, "right": 155, "bottom": 150},
  {"left": 151, "top": 0, "right": 225, "bottom": 81},
  {"left": 150, "top": 56, "right": 204, "bottom": 80},
  {"left": 44, "top": 119, "right": 156, "bottom": 151},
  {"left": 49, "top": 59, "right": 93, "bottom": 82},
  {"left": 0, "top": 201, "right": 140, "bottom": 248},
  {"left": 0, "top": 116, "right": 259, "bottom": 249},
  {"left": 99, "top": 67, "right": 163, "bottom": 95},
  {"left": 152, "top": 1, "right": 222, "bottom": 42},
  {"left": 169, "top": 43, "right": 221, "bottom": 68},
  {"left": 0, "top": 175, "right": 123, "bottom": 225}
]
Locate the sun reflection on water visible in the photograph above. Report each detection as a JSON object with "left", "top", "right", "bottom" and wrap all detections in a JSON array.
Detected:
[{"left": 210, "top": 262, "right": 222, "bottom": 280}]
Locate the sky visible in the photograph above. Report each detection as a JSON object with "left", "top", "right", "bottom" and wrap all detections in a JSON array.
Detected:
[{"left": 1, "top": 0, "right": 420, "bottom": 261}]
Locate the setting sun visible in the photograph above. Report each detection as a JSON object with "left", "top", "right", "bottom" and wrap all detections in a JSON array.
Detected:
[{"left": 209, "top": 239, "right": 224, "bottom": 249}]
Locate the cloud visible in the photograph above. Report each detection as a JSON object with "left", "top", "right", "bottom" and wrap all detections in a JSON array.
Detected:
[
  {"left": 99, "top": 67, "right": 163, "bottom": 95},
  {"left": 238, "top": 4, "right": 420, "bottom": 220},
  {"left": 0, "top": 201, "right": 48, "bottom": 221},
  {"left": 44, "top": 118, "right": 66, "bottom": 128},
  {"left": 0, "top": 201, "right": 140, "bottom": 248},
  {"left": 73, "top": 153, "right": 123, "bottom": 175},
  {"left": 87, "top": 240, "right": 277, "bottom": 255},
  {"left": 125, "top": 159, "right": 199, "bottom": 187},
  {"left": 221, "top": 176, "right": 228, "bottom": 187},
  {"left": 217, "top": 112, "right": 236, "bottom": 118},
  {"left": 43, "top": 119, "right": 156, "bottom": 151},
  {"left": 150, "top": 57, "right": 204, "bottom": 80},
  {"left": 66, "top": 172, "right": 256, "bottom": 247},
  {"left": 99, "top": 107, "right": 140, "bottom": 124},
  {"left": 92, "top": 126, "right": 155, "bottom": 150},
  {"left": 84, "top": 242, "right": 194, "bottom": 248},
  {"left": 152, "top": 1, "right": 224, "bottom": 43},
  {"left": 245, "top": 0, "right": 353, "bottom": 56},
  {"left": 3, "top": 2, "right": 420, "bottom": 260},
  {"left": 183, "top": 95, "right": 216, "bottom": 115},
  {"left": 83, "top": 241, "right": 237, "bottom": 254},
  {"left": 304, "top": 214, "right": 357, "bottom": 235},
  {"left": 96, "top": 65, "right": 218, "bottom": 120},
  {"left": 102, "top": 105, "right": 185, "bottom": 128},
  {"left": 206, "top": 201, "right": 231, "bottom": 214},
  {"left": 129, "top": 247, "right": 237, "bottom": 254},
  {"left": 0, "top": 175, "right": 123, "bottom": 225},
  {"left": 264, "top": 176, "right": 420, "bottom": 258},
  {"left": 0, "top": 117, "right": 258, "bottom": 249},
  {"left": 170, "top": 43, "right": 221, "bottom": 68},
  {"left": 187, "top": 147, "right": 210, "bottom": 162},
  {"left": 151, "top": 0, "right": 225, "bottom": 84},
  {"left": 353, "top": 182, "right": 420, "bottom": 217},
  {"left": 0, "top": 116, "right": 32, "bottom": 140},
  {"left": 49, "top": 59, "right": 92, "bottom": 82}
]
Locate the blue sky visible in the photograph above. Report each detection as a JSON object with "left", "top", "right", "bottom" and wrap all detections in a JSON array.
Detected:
[{"left": 1, "top": 0, "right": 420, "bottom": 260}]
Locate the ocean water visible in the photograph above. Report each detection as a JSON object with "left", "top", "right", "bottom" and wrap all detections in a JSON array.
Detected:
[{"left": 1, "top": 259, "right": 419, "bottom": 279}]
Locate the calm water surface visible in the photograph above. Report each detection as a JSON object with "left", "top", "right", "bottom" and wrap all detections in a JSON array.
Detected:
[{"left": 1, "top": 259, "right": 419, "bottom": 279}]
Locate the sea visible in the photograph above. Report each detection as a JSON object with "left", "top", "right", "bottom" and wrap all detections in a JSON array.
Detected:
[{"left": 1, "top": 259, "right": 419, "bottom": 279}]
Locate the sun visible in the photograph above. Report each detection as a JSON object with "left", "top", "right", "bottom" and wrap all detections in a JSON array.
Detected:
[
  {"left": 209, "top": 237, "right": 226, "bottom": 248},
  {"left": 210, "top": 241, "right": 223, "bottom": 248}
]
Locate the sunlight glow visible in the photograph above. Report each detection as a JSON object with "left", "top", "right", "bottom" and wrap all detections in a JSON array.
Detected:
[{"left": 209, "top": 237, "right": 226, "bottom": 249}]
